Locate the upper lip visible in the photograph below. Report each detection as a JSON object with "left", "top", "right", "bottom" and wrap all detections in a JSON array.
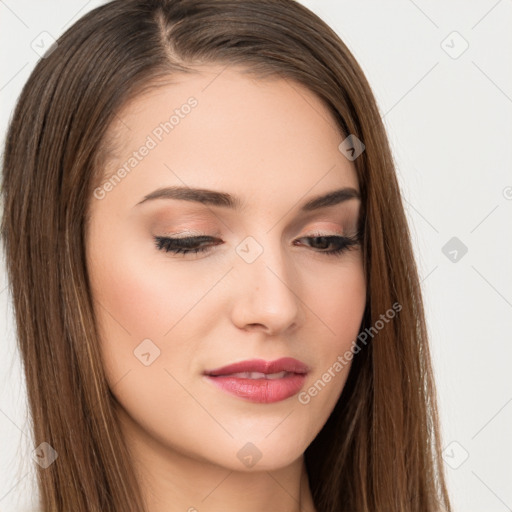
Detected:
[{"left": 204, "top": 357, "right": 310, "bottom": 376}]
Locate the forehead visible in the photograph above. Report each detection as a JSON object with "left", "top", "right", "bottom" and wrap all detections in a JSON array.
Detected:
[{"left": 96, "top": 64, "right": 359, "bottom": 210}]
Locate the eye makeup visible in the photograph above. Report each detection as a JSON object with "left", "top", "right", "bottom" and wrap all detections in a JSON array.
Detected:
[{"left": 152, "top": 229, "right": 362, "bottom": 258}]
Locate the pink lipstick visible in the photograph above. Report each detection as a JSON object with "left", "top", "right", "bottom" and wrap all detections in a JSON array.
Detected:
[{"left": 203, "top": 357, "right": 309, "bottom": 403}]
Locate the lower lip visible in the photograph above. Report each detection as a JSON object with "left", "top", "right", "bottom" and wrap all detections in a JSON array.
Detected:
[{"left": 205, "top": 373, "right": 307, "bottom": 403}]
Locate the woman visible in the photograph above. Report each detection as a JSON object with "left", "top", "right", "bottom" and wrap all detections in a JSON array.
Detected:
[{"left": 1, "top": 0, "right": 452, "bottom": 511}]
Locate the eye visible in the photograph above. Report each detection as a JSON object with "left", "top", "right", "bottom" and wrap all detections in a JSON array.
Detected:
[
  {"left": 153, "top": 235, "right": 220, "bottom": 255},
  {"left": 153, "top": 231, "right": 362, "bottom": 257},
  {"left": 295, "top": 233, "right": 361, "bottom": 256}
]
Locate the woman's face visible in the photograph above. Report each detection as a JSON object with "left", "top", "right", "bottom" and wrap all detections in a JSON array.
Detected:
[{"left": 86, "top": 64, "right": 366, "bottom": 473}]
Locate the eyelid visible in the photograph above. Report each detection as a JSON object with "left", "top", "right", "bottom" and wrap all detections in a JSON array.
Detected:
[
  {"left": 161, "top": 230, "right": 348, "bottom": 239},
  {"left": 159, "top": 220, "right": 359, "bottom": 240},
  {"left": 160, "top": 228, "right": 220, "bottom": 238},
  {"left": 305, "top": 229, "right": 344, "bottom": 237}
]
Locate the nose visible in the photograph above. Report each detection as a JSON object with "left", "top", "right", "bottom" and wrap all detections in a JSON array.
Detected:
[{"left": 229, "top": 238, "right": 303, "bottom": 335}]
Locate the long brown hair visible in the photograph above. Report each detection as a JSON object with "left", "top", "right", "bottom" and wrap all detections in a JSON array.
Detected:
[{"left": 1, "top": 1, "right": 452, "bottom": 510}]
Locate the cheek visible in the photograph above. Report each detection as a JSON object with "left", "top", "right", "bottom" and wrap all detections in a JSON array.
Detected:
[
  {"left": 87, "top": 227, "right": 210, "bottom": 343},
  {"left": 298, "top": 254, "right": 366, "bottom": 413},
  {"left": 86, "top": 222, "right": 192, "bottom": 382},
  {"left": 86, "top": 222, "right": 237, "bottom": 400},
  {"left": 307, "top": 253, "right": 366, "bottom": 349},
  {"left": 86, "top": 232, "right": 212, "bottom": 441}
]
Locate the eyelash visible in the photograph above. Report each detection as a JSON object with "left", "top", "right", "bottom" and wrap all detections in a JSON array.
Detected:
[{"left": 153, "top": 232, "right": 362, "bottom": 257}]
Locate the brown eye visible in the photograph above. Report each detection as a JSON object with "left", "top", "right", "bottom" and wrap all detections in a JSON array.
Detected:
[{"left": 295, "top": 234, "right": 360, "bottom": 256}]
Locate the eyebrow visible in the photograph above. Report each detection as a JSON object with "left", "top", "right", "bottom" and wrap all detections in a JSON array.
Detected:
[{"left": 135, "top": 185, "right": 360, "bottom": 212}]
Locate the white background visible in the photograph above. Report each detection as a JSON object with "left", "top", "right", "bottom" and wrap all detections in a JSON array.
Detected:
[{"left": 1, "top": 1, "right": 511, "bottom": 511}]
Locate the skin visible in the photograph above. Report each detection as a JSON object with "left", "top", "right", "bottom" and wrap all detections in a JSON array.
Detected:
[{"left": 86, "top": 64, "right": 367, "bottom": 512}]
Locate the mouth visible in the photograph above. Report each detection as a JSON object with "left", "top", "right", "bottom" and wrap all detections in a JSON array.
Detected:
[
  {"left": 216, "top": 370, "right": 292, "bottom": 379},
  {"left": 203, "top": 357, "right": 309, "bottom": 403}
]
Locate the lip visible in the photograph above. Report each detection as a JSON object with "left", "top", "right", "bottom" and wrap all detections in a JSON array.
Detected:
[
  {"left": 203, "top": 357, "right": 310, "bottom": 404},
  {"left": 204, "top": 357, "right": 309, "bottom": 377}
]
